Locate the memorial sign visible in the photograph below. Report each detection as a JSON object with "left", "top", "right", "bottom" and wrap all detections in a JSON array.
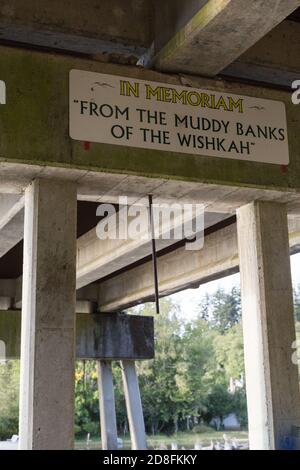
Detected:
[{"left": 70, "top": 70, "right": 289, "bottom": 164}]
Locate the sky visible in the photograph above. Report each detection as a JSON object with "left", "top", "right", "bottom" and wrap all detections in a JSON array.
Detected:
[{"left": 167, "top": 252, "right": 300, "bottom": 321}]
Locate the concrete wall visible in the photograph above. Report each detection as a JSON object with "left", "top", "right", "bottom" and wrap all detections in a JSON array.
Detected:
[
  {"left": 154, "top": 0, "right": 208, "bottom": 51},
  {"left": 0, "top": 46, "right": 299, "bottom": 192}
]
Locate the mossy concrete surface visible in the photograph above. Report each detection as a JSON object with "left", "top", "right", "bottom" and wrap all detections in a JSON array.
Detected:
[
  {"left": 0, "top": 310, "right": 154, "bottom": 360},
  {"left": 0, "top": 46, "right": 299, "bottom": 192}
]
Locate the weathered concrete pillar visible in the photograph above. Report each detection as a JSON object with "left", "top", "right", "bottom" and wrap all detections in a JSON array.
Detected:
[
  {"left": 121, "top": 360, "right": 147, "bottom": 450},
  {"left": 237, "top": 201, "right": 300, "bottom": 450},
  {"left": 19, "top": 179, "right": 77, "bottom": 450},
  {"left": 97, "top": 360, "right": 118, "bottom": 450}
]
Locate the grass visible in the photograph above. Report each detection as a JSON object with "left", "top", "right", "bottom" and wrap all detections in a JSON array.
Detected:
[{"left": 75, "top": 430, "right": 248, "bottom": 450}]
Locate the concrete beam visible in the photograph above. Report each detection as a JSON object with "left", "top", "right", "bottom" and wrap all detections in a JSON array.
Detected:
[
  {"left": 0, "top": 208, "right": 226, "bottom": 296},
  {"left": 0, "top": 278, "right": 15, "bottom": 298},
  {"left": 98, "top": 221, "right": 238, "bottom": 311},
  {"left": 223, "top": 20, "right": 300, "bottom": 88},
  {"left": 0, "top": 0, "right": 150, "bottom": 56},
  {"left": 153, "top": 1, "right": 208, "bottom": 54},
  {"left": 3, "top": 214, "right": 300, "bottom": 312},
  {"left": 98, "top": 216, "right": 300, "bottom": 311},
  {"left": 0, "top": 311, "right": 154, "bottom": 361},
  {"left": 76, "top": 205, "right": 209, "bottom": 289},
  {"left": 0, "top": 285, "right": 14, "bottom": 310},
  {"left": 153, "top": 0, "right": 300, "bottom": 76},
  {"left": 0, "top": 194, "right": 24, "bottom": 257},
  {"left": 76, "top": 208, "right": 178, "bottom": 289},
  {"left": 0, "top": 46, "right": 300, "bottom": 193},
  {"left": 12, "top": 276, "right": 98, "bottom": 310}
]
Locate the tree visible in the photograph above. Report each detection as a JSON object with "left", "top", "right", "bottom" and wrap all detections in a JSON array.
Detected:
[
  {"left": 293, "top": 284, "right": 300, "bottom": 323},
  {"left": 0, "top": 360, "right": 19, "bottom": 440},
  {"left": 232, "top": 388, "right": 248, "bottom": 428},
  {"left": 135, "top": 300, "right": 224, "bottom": 433},
  {"left": 0, "top": 291, "right": 247, "bottom": 440},
  {"left": 179, "top": 319, "right": 219, "bottom": 419},
  {"left": 213, "top": 324, "right": 245, "bottom": 381},
  {"left": 198, "top": 293, "right": 210, "bottom": 322},
  {"left": 198, "top": 287, "right": 241, "bottom": 334},
  {"left": 75, "top": 360, "right": 100, "bottom": 437},
  {"left": 204, "top": 384, "right": 234, "bottom": 424},
  {"left": 136, "top": 299, "right": 187, "bottom": 434}
]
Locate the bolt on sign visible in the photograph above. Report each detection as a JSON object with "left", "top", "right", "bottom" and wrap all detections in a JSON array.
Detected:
[{"left": 70, "top": 70, "right": 289, "bottom": 165}]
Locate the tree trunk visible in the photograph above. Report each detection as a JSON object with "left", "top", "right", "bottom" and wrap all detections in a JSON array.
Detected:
[
  {"left": 186, "top": 417, "right": 190, "bottom": 431},
  {"left": 174, "top": 417, "right": 178, "bottom": 434}
]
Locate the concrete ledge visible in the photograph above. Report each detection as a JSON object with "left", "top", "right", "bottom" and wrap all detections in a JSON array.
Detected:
[
  {"left": 0, "top": 311, "right": 154, "bottom": 360},
  {"left": 77, "top": 312, "right": 154, "bottom": 360},
  {"left": 0, "top": 195, "right": 24, "bottom": 257}
]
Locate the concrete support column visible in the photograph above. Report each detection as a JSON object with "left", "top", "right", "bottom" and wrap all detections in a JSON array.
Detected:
[
  {"left": 97, "top": 360, "right": 118, "bottom": 450},
  {"left": 19, "top": 179, "right": 77, "bottom": 450},
  {"left": 121, "top": 360, "right": 147, "bottom": 450},
  {"left": 237, "top": 201, "right": 300, "bottom": 450}
]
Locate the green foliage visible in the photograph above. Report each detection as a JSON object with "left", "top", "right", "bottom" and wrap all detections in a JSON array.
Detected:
[
  {"left": 75, "top": 361, "right": 100, "bottom": 438},
  {"left": 204, "top": 384, "right": 234, "bottom": 422},
  {"left": 296, "top": 321, "right": 300, "bottom": 340},
  {"left": 192, "top": 424, "right": 213, "bottom": 434},
  {"left": 136, "top": 300, "right": 186, "bottom": 434},
  {"left": 293, "top": 285, "right": 300, "bottom": 323},
  {"left": 199, "top": 287, "right": 241, "bottom": 334},
  {"left": 133, "top": 296, "right": 246, "bottom": 433},
  {"left": 0, "top": 360, "right": 19, "bottom": 440},
  {"left": 4, "top": 285, "right": 300, "bottom": 439},
  {"left": 214, "top": 323, "right": 245, "bottom": 380},
  {"left": 231, "top": 388, "right": 248, "bottom": 428},
  {"left": 205, "top": 385, "right": 247, "bottom": 428}
]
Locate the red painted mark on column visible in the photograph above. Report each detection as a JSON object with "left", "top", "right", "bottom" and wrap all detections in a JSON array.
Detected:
[{"left": 84, "top": 141, "right": 91, "bottom": 151}]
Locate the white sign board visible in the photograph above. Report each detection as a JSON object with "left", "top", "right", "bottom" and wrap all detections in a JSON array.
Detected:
[{"left": 70, "top": 70, "right": 289, "bottom": 165}]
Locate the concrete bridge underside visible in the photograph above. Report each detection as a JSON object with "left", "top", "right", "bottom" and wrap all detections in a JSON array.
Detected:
[{"left": 0, "top": 0, "right": 300, "bottom": 450}]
